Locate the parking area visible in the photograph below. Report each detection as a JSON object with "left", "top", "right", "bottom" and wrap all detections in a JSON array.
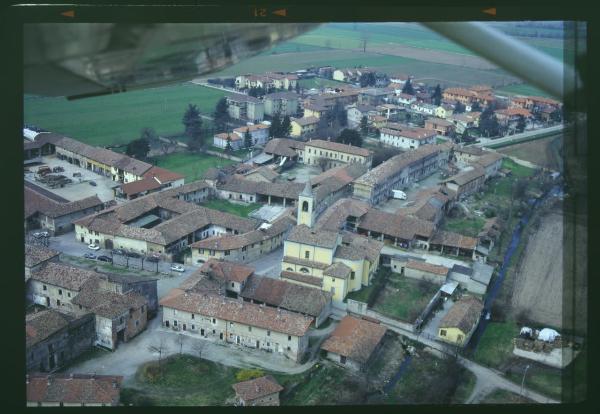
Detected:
[
  {"left": 46, "top": 231, "right": 199, "bottom": 298},
  {"left": 25, "top": 156, "right": 118, "bottom": 203},
  {"left": 378, "top": 171, "right": 445, "bottom": 214}
]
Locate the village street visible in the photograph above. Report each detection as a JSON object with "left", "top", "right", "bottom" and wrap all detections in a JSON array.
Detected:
[{"left": 65, "top": 314, "right": 339, "bottom": 386}]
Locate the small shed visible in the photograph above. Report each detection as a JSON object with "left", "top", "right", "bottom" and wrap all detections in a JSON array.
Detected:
[{"left": 232, "top": 375, "right": 283, "bottom": 406}]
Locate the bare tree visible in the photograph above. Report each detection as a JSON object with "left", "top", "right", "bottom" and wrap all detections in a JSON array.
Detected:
[
  {"left": 148, "top": 337, "right": 167, "bottom": 369},
  {"left": 192, "top": 339, "right": 207, "bottom": 359},
  {"left": 174, "top": 333, "right": 186, "bottom": 355}
]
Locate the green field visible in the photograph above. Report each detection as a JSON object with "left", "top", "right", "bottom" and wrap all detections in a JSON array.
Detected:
[
  {"left": 496, "top": 83, "right": 555, "bottom": 98},
  {"left": 154, "top": 152, "right": 235, "bottom": 182},
  {"left": 472, "top": 320, "right": 519, "bottom": 368},
  {"left": 24, "top": 84, "right": 225, "bottom": 147},
  {"left": 443, "top": 216, "right": 486, "bottom": 237},
  {"left": 298, "top": 77, "right": 348, "bottom": 90},
  {"left": 373, "top": 274, "right": 438, "bottom": 322},
  {"left": 480, "top": 388, "right": 535, "bottom": 404},
  {"left": 201, "top": 199, "right": 261, "bottom": 218}
]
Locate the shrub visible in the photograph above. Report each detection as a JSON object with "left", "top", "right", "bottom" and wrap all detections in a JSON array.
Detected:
[
  {"left": 484, "top": 208, "right": 496, "bottom": 218},
  {"left": 236, "top": 368, "right": 265, "bottom": 382},
  {"left": 141, "top": 363, "right": 163, "bottom": 384}
]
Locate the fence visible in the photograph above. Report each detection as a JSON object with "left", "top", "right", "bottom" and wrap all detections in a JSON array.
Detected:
[{"left": 347, "top": 299, "right": 416, "bottom": 333}]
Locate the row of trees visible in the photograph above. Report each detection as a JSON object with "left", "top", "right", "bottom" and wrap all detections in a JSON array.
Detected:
[{"left": 269, "top": 113, "right": 292, "bottom": 137}]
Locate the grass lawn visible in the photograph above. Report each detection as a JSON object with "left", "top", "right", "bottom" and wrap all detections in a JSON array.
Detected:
[
  {"left": 209, "top": 145, "right": 252, "bottom": 158},
  {"left": 472, "top": 320, "right": 519, "bottom": 368},
  {"left": 502, "top": 158, "right": 538, "bottom": 178},
  {"left": 154, "top": 152, "right": 236, "bottom": 181},
  {"left": 380, "top": 353, "right": 475, "bottom": 404},
  {"left": 480, "top": 388, "right": 536, "bottom": 404},
  {"left": 61, "top": 254, "right": 162, "bottom": 277},
  {"left": 24, "top": 84, "right": 225, "bottom": 147},
  {"left": 443, "top": 216, "right": 486, "bottom": 237},
  {"left": 122, "top": 355, "right": 238, "bottom": 406},
  {"left": 201, "top": 199, "right": 261, "bottom": 218},
  {"left": 372, "top": 274, "right": 438, "bottom": 322}
]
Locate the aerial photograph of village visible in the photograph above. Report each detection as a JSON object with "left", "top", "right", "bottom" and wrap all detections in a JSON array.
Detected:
[{"left": 23, "top": 21, "right": 586, "bottom": 406}]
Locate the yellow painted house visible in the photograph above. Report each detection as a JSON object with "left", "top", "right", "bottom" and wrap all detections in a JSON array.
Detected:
[
  {"left": 290, "top": 116, "right": 319, "bottom": 138},
  {"left": 281, "top": 185, "right": 383, "bottom": 303},
  {"left": 438, "top": 296, "right": 484, "bottom": 346}
]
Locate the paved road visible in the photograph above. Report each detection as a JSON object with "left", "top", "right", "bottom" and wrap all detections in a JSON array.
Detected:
[
  {"left": 247, "top": 247, "right": 284, "bottom": 278},
  {"left": 474, "top": 124, "right": 564, "bottom": 148}
]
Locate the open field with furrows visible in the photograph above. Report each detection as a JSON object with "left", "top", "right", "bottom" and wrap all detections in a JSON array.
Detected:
[
  {"left": 510, "top": 209, "right": 567, "bottom": 329},
  {"left": 480, "top": 388, "right": 536, "bottom": 404},
  {"left": 498, "top": 135, "right": 562, "bottom": 170},
  {"left": 496, "top": 83, "right": 557, "bottom": 98},
  {"left": 24, "top": 84, "right": 225, "bottom": 147}
]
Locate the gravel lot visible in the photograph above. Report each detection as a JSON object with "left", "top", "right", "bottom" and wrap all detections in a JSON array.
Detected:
[{"left": 511, "top": 211, "right": 563, "bottom": 327}]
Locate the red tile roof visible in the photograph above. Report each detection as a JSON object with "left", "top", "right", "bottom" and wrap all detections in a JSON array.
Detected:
[
  {"left": 26, "top": 374, "right": 123, "bottom": 405},
  {"left": 232, "top": 375, "right": 283, "bottom": 402},
  {"left": 321, "top": 316, "right": 386, "bottom": 364},
  {"left": 199, "top": 259, "right": 254, "bottom": 283}
]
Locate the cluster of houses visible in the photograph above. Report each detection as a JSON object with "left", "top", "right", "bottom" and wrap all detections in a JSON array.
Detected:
[{"left": 214, "top": 67, "right": 562, "bottom": 156}]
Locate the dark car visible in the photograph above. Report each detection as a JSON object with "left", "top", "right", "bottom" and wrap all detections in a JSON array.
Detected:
[
  {"left": 97, "top": 255, "right": 113, "bottom": 263},
  {"left": 83, "top": 253, "right": 97, "bottom": 260},
  {"left": 146, "top": 256, "right": 159, "bottom": 263},
  {"left": 89, "top": 181, "right": 97, "bottom": 186},
  {"left": 126, "top": 251, "right": 142, "bottom": 258}
]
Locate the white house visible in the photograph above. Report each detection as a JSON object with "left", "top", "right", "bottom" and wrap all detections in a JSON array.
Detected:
[
  {"left": 379, "top": 126, "right": 436, "bottom": 150},
  {"left": 397, "top": 93, "right": 417, "bottom": 107},
  {"left": 214, "top": 133, "right": 243, "bottom": 150},
  {"left": 410, "top": 103, "right": 437, "bottom": 115},
  {"left": 233, "top": 124, "right": 270, "bottom": 146}
]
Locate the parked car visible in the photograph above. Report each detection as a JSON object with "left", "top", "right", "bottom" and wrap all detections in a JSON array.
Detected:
[
  {"left": 89, "top": 181, "right": 97, "bottom": 186},
  {"left": 33, "top": 231, "right": 49, "bottom": 238},
  {"left": 112, "top": 248, "right": 125, "bottom": 255},
  {"left": 52, "top": 166, "right": 64, "bottom": 173},
  {"left": 97, "top": 255, "right": 113, "bottom": 263},
  {"left": 83, "top": 253, "right": 97, "bottom": 260},
  {"left": 126, "top": 251, "right": 142, "bottom": 258},
  {"left": 72, "top": 172, "right": 82, "bottom": 177},
  {"left": 146, "top": 256, "right": 159, "bottom": 263},
  {"left": 170, "top": 264, "right": 185, "bottom": 273},
  {"left": 88, "top": 244, "right": 100, "bottom": 250}
]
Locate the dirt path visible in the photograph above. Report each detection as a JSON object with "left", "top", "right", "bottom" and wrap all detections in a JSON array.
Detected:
[{"left": 511, "top": 211, "right": 563, "bottom": 327}]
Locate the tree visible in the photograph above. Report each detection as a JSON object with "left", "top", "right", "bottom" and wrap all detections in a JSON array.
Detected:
[
  {"left": 295, "top": 82, "right": 301, "bottom": 94},
  {"left": 125, "top": 138, "right": 150, "bottom": 160},
  {"left": 432, "top": 84, "right": 442, "bottom": 106},
  {"left": 359, "top": 72, "right": 376, "bottom": 87},
  {"left": 140, "top": 127, "right": 159, "bottom": 144},
  {"left": 213, "top": 97, "right": 230, "bottom": 132},
  {"left": 454, "top": 101, "right": 466, "bottom": 114},
  {"left": 550, "top": 108, "right": 562, "bottom": 123},
  {"left": 174, "top": 334, "right": 186, "bottom": 355},
  {"left": 281, "top": 115, "right": 292, "bottom": 137},
  {"left": 148, "top": 338, "right": 167, "bottom": 371},
  {"left": 225, "top": 135, "right": 233, "bottom": 153},
  {"left": 182, "top": 104, "right": 203, "bottom": 140},
  {"left": 402, "top": 79, "right": 415, "bottom": 95},
  {"left": 270, "top": 113, "right": 282, "bottom": 137},
  {"left": 360, "top": 115, "right": 369, "bottom": 136},
  {"left": 332, "top": 101, "right": 347, "bottom": 127},
  {"left": 516, "top": 115, "right": 527, "bottom": 133},
  {"left": 243, "top": 128, "right": 253, "bottom": 148},
  {"left": 335, "top": 128, "right": 363, "bottom": 147},
  {"left": 460, "top": 129, "right": 472, "bottom": 143},
  {"left": 371, "top": 146, "right": 400, "bottom": 167},
  {"left": 471, "top": 101, "right": 482, "bottom": 112},
  {"left": 316, "top": 157, "right": 328, "bottom": 172},
  {"left": 479, "top": 106, "right": 500, "bottom": 137}
]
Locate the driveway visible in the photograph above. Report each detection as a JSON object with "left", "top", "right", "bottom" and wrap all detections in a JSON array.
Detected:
[
  {"left": 247, "top": 247, "right": 283, "bottom": 278},
  {"left": 66, "top": 314, "right": 324, "bottom": 385}
]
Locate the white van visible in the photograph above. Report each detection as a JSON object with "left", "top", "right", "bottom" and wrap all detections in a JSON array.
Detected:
[{"left": 392, "top": 190, "right": 407, "bottom": 200}]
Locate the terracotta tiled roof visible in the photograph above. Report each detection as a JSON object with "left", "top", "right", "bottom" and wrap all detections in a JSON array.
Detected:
[
  {"left": 305, "top": 139, "right": 372, "bottom": 157},
  {"left": 444, "top": 166, "right": 485, "bottom": 186},
  {"left": 26, "top": 309, "right": 73, "bottom": 348},
  {"left": 280, "top": 271, "right": 323, "bottom": 287},
  {"left": 291, "top": 116, "right": 320, "bottom": 126},
  {"left": 286, "top": 225, "right": 339, "bottom": 249},
  {"left": 439, "top": 296, "right": 483, "bottom": 333},
  {"left": 25, "top": 185, "right": 103, "bottom": 219},
  {"left": 405, "top": 260, "right": 449, "bottom": 276},
  {"left": 283, "top": 256, "right": 330, "bottom": 270},
  {"left": 160, "top": 291, "right": 313, "bottom": 336},
  {"left": 72, "top": 282, "right": 146, "bottom": 319},
  {"left": 473, "top": 152, "right": 504, "bottom": 169},
  {"left": 264, "top": 138, "right": 305, "bottom": 158},
  {"left": 358, "top": 209, "right": 435, "bottom": 240},
  {"left": 380, "top": 126, "right": 437, "bottom": 141},
  {"left": 25, "top": 244, "right": 59, "bottom": 268},
  {"left": 315, "top": 198, "right": 370, "bottom": 232},
  {"left": 241, "top": 277, "right": 332, "bottom": 317},
  {"left": 232, "top": 375, "right": 283, "bottom": 402},
  {"left": 26, "top": 374, "right": 123, "bottom": 405},
  {"left": 321, "top": 316, "right": 386, "bottom": 363},
  {"left": 199, "top": 259, "right": 254, "bottom": 283},
  {"left": 425, "top": 117, "right": 454, "bottom": 128},
  {"left": 323, "top": 262, "right": 352, "bottom": 279},
  {"left": 430, "top": 230, "right": 478, "bottom": 250},
  {"left": 30, "top": 262, "right": 97, "bottom": 291}
]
